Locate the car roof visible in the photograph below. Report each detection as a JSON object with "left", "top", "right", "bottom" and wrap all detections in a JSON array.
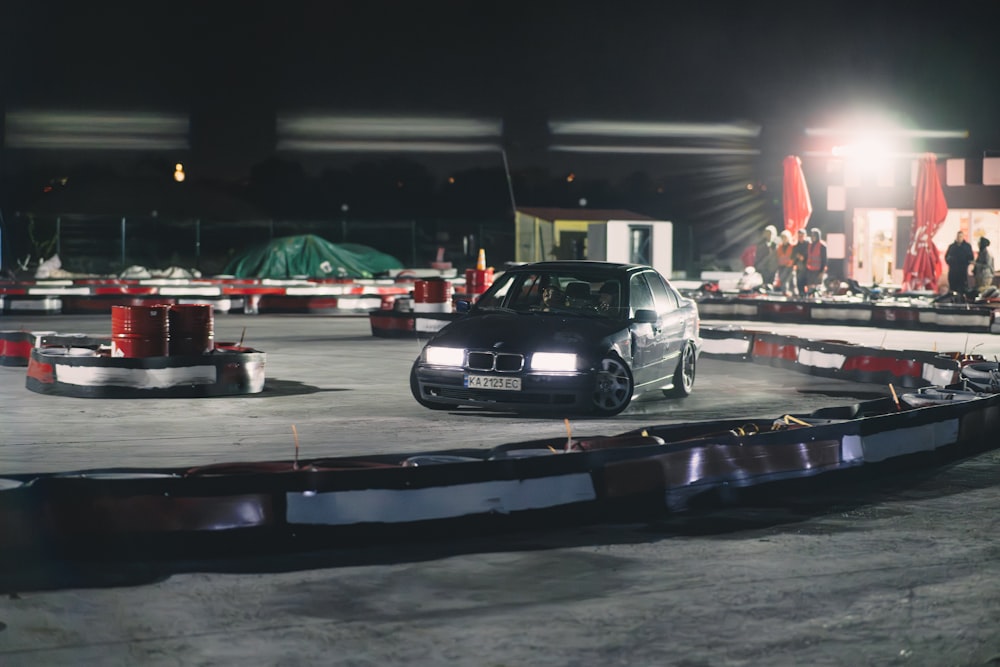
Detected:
[{"left": 504, "top": 261, "right": 651, "bottom": 275}]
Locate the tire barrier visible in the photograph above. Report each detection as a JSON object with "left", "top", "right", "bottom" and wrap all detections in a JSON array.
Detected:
[
  {"left": 695, "top": 297, "right": 998, "bottom": 333},
  {"left": 25, "top": 344, "right": 266, "bottom": 398},
  {"left": 699, "top": 327, "right": 965, "bottom": 388},
  {"left": 0, "top": 277, "right": 416, "bottom": 315}
]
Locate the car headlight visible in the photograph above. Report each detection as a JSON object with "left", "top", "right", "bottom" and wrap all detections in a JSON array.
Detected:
[
  {"left": 424, "top": 346, "right": 465, "bottom": 367},
  {"left": 530, "top": 352, "right": 578, "bottom": 371}
]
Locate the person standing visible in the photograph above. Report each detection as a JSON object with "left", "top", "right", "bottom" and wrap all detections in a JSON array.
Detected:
[
  {"left": 973, "top": 236, "right": 995, "bottom": 292},
  {"left": 754, "top": 225, "right": 778, "bottom": 289},
  {"left": 791, "top": 228, "right": 809, "bottom": 297},
  {"left": 774, "top": 230, "right": 796, "bottom": 296},
  {"left": 804, "top": 228, "right": 827, "bottom": 295},
  {"left": 944, "top": 231, "right": 974, "bottom": 295}
]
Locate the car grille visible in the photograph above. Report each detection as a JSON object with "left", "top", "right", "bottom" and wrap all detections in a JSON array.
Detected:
[{"left": 466, "top": 351, "right": 524, "bottom": 372}]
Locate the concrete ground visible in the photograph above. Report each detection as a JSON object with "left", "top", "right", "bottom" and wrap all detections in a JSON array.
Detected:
[{"left": 1, "top": 313, "right": 998, "bottom": 666}]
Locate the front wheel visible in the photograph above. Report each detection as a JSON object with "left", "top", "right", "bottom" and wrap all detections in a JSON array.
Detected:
[
  {"left": 410, "top": 362, "right": 457, "bottom": 410},
  {"left": 591, "top": 355, "right": 634, "bottom": 416},
  {"left": 663, "top": 341, "right": 696, "bottom": 398}
]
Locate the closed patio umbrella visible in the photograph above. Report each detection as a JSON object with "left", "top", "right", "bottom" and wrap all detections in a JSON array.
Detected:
[
  {"left": 901, "top": 153, "right": 949, "bottom": 291},
  {"left": 782, "top": 155, "right": 812, "bottom": 235}
]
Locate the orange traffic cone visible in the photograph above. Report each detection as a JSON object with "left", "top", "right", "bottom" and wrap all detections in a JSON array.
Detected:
[{"left": 477, "top": 248, "right": 486, "bottom": 270}]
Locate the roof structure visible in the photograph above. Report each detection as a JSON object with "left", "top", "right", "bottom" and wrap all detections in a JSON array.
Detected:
[{"left": 516, "top": 207, "right": 657, "bottom": 222}]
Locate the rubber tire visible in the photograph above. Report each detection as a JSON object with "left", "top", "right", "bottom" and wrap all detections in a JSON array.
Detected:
[
  {"left": 591, "top": 354, "right": 634, "bottom": 417},
  {"left": 410, "top": 361, "right": 457, "bottom": 410},
  {"left": 663, "top": 341, "right": 696, "bottom": 398}
]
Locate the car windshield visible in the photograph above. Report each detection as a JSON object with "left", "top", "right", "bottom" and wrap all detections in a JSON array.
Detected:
[{"left": 473, "top": 270, "right": 625, "bottom": 318}]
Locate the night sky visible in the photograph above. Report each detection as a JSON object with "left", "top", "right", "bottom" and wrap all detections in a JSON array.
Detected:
[{"left": 2, "top": 1, "right": 999, "bottom": 182}]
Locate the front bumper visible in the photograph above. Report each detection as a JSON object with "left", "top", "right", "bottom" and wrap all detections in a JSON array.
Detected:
[{"left": 414, "top": 366, "right": 597, "bottom": 412}]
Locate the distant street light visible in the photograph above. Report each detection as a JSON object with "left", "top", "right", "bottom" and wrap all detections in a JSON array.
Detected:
[{"left": 173, "top": 163, "right": 185, "bottom": 182}]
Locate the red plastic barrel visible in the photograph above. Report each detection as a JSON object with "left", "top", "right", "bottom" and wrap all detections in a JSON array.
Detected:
[
  {"left": 110, "top": 305, "right": 169, "bottom": 358},
  {"left": 464, "top": 268, "right": 494, "bottom": 295},
  {"left": 167, "top": 304, "right": 215, "bottom": 356}
]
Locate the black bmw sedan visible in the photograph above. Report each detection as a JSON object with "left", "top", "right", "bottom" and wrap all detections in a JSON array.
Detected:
[{"left": 410, "top": 261, "right": 701, "bottom": 416}]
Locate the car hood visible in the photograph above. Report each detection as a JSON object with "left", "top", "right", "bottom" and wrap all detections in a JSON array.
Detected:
[{"left": 427, "top": 312, "right": 625, "bottom": 353}]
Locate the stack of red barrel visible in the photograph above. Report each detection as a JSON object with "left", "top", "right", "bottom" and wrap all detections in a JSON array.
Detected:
[
  {"left": 412, "top": 278, "right": 454, "bottom": 313},
  {"left": 111, "top": 304, "right": 214, "bottom": 358}
]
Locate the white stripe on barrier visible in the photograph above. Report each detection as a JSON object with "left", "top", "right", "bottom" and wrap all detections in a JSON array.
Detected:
[
  {"left": 700, "top": 337, "right": 752, "bottom": 356},
  {"left": 27, "top": 287, "right": 92, "bottom": 295},
  {"left": 796, "top": 348, "right": 846, "bottom": 370},
  {"left": 921, "top": 364, "right": 958, "bottom": 386},
  {"left": 286, "top": 473, "right": 596, "bottom": 525},
  {"left": 859, "top": 419, "right": 960, "bottom": 463},
  {"left": 55, "top": 364, "right": 218, "bottom": 388},
  {"left": 335, "top": 297, "right": 382, "bottom": 309},
  {"left": 810, "top": 307, "right": 872, "bottom": 322},
  {"left": 157, "top": 287, "right": 224, "bottom": 296},
  {"left": 415, "top": 317, "right": 450, "bottom": 333},
  {"left": 7, "top": 297, "right": 62, "bottom": 311}
]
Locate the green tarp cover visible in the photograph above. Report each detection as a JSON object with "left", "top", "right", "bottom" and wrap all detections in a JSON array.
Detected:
[{"left": 223, "top": 235, "right": 403, "bottom": 279}]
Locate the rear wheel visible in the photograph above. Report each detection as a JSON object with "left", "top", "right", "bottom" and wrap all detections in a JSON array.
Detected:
[
  {"left": 592, "top": 355, "right": 634, "bottom": 416},
  {"left": 410, "top": 362, "right": 457, "bottom": 410},
  {"left": 663, "top": 341, "right": 696, "bottom": 398}
]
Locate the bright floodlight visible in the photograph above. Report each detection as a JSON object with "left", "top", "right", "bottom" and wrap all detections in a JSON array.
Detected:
[{"left": 4, "top": 110, "right": 190, "bottom": 150}]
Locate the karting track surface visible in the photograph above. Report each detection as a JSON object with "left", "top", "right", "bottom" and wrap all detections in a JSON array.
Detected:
[{"left": 1, "top": 314, "right": 999, "bottom": 666}]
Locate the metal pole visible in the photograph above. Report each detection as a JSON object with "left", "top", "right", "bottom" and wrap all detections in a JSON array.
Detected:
[
  {"left": 195, "top": 219, "right": 201, "bottom": 270},
  {"left": 500, "top": 148, "right": 517, "bottom": 219},
  {"left": 120, "top": 217, "right": 126, "bottom": 268}
]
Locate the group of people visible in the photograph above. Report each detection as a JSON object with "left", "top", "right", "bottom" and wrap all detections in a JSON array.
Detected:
[
  {"left": 750, "top": 225, "right": 828, "bottom": 296},
  {"left": 945, "top": 231, "right": 995, "bottom": 296}
]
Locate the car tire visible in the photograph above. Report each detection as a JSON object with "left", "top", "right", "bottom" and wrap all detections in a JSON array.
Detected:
[
  {"left": 591, "top": 354, "right": 634, "bottom": 416},
  {"left": 410, "top": 361, "right": 457, "bottom": 410},
  {"left": 663, "top": 341, "right": 696, "bottom": 398}
]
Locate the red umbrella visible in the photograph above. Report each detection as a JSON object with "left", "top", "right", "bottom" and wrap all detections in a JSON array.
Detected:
[
  {"left": 782, "top": 155, "right": 812, "bottom": 235},
  {"left": 901, "top": 153, "right": 949, "bottom": 291}
]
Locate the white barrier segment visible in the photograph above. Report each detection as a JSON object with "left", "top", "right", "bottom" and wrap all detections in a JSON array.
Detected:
[
  {"left": 285, "top": 285, "right": 351, "bottom": 295},
  {"left": 158, "top": 286, "right": 223, "bottom": 296},
  {"left": 8, "top": 297, "right": 62, "bottom": 311},
  {"left": 696, "top": 303, "right": 739, "bottom": 317},
  {"left": 841, "top": 435, "right": 864, "bottom": 463},
  {"left": 859, "top": 419, "right": 960, "bottom": 463},
  {"left": 54, "top": 364, "right": 218, "bottom": 388},
  {"left": 244, "top": 360, "right": 267, "bottom": 392},
  {"left": 810, "top": 307, "right": 872, "bottom": 322},
  {"left": 413, "top": 302, "right": 453, "bottom": 313},
  {"left": 286, "top": 473, "right": 596, "bottom": 525},
  {"left": 933, "top": 312, "right": 990, "bottom": 328},
  {"left": 415, "top": 318, "right": 450, "bottom": 333},
  {"left": 700, "top": 337, "right": 752, "bottom": 356},
  {"left": 27, "top": 286, "right": 91, "bottom": 295},
  {"left": 796, "top": 348, "right": 847, "bottom": 370},
  {"left": 922, "top": 363, "right": 958, "bottom": 386},
  {"left": 335, "top": 297, "right": 382, "bottom": 309}
]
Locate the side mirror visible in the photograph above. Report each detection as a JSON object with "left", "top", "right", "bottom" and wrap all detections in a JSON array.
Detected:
[
  {"left": 455, "top": 300, "right": 472, "bottom": 313},
  {"left": 632, "top": 309, "right": 657, "bottom": 324}
]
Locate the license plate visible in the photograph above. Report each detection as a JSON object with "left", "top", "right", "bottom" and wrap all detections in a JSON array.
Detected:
[{"left": 465, "top": 374, "right": 521, "bottom": 391}]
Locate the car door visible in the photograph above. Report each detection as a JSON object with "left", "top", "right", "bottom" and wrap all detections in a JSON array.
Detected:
[
  {"left": 627, "top": 272, "right": 667, "bottom": 387},
  {"left": 644, "top": 271, "right": 685, "bottom": 384}
]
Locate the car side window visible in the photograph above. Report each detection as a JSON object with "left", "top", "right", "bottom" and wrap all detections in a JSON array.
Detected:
[
  {"left": 628, "top": 274, "right": 656, "bottom": 317},
  {"left": 645, "top": 271, "right": 677, "bottom": 315}
]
